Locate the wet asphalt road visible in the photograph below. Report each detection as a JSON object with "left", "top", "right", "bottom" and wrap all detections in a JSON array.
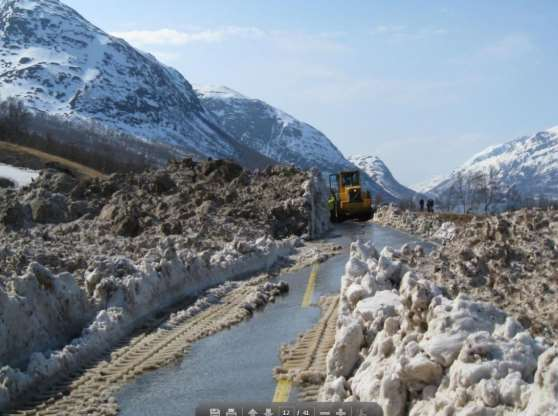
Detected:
[{"left": 117, "top": 223, "right": 432, "bottom": 416}]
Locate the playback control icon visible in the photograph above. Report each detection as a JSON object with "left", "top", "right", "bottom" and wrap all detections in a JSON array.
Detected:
[{"left": 197, "top": 402, "right": 382, "bottom": 416}]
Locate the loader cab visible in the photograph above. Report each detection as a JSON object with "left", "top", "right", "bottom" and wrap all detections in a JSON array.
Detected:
[
  {"left": 328, "top": 171, "right": 373, "bottom": 222},
  {"left": 329, "top": 171, "right": 360, "bottom": 193}
]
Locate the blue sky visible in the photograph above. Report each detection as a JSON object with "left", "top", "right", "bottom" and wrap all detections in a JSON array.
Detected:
[{"left": 65, "top": 0, "right": 558, "bottom": 187}]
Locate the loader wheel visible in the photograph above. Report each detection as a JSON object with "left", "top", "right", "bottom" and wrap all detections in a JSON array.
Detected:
[
  {"left": 359, "top": 208, "right": 373, "bottom": 222},
  {"left": 330, "top": 204, "right": 342, "bottom": 223}
]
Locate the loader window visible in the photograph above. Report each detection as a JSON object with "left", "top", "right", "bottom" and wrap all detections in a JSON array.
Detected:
[
  {"left": 342, "top": 172, "right": 360, "bottom": 187},
  {"left": 329, "top": 174, "right": 339, "bottom": 193}
]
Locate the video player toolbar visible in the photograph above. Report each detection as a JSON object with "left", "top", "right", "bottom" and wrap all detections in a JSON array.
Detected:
[{"left": 196, "top": 402, "right": 382, "bottom": 416}]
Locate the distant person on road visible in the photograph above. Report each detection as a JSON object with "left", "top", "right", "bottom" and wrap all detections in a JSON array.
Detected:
[
  {"left": 427, "top": 199, "right": 435, "bottom": 213},
  {"left": 419, "top": 199, "right": 425, "bottom": 212}
]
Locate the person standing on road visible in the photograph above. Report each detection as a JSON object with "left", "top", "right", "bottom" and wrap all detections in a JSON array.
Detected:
[
  {"left": 427, "top": 199, "right": 434, "bottom": 213},
  {"left": 419, "top": 199, "right": 425, "bottom": 212}
]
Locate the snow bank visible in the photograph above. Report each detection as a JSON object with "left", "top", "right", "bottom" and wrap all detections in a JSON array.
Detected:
[
  {"left": 374, "top": 205, "right": 458, "bottom": 243},
  {"left": 0, "top": 163, "right": 39, "bottom": 187},
  {"left": 320, "top": 240, "right": 558, "bottom": 415},
  {"left": 0, "top": 236, "right": 295, "bottom": 410},
  {"left": 431, "top": 221, "right": 457, "bottom": 243},
  {"left": 304, "top": 169, "right": 331, "bottom": 239}
]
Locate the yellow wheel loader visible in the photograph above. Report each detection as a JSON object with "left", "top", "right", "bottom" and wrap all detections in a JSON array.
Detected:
[{"left": 328, "top": 170, "right": 374, "bottom": 222}]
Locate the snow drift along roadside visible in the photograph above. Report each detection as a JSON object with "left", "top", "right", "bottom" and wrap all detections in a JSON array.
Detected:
[
  {"left": 0, "top": 236, "right": 295, "bottom": 410},
  {"left": 320, "top": 240, "right": 558, "bottom": 415},
  {"left": 374, "top": 205, "right": 458, "bottom": 244}
]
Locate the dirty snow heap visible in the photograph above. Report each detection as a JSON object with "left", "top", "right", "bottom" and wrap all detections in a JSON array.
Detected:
[
  {"left": 320, "top": 240, "right": 558, "bottom": 415},
  {"left": 0, "top": 158, "right": 330, "bottom": 410}
]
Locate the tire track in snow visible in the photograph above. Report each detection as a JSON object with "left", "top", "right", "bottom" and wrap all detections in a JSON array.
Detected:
[
  {"left": 274, "top": 295, "right": 339, "bottom": 402},
  {"left": 5, "top": 278, "right": 284, "bottom": 416}
]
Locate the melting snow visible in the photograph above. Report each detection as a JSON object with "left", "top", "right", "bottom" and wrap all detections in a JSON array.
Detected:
[{"left": 0, "top": 163, "right": 39, "bottom": 187}]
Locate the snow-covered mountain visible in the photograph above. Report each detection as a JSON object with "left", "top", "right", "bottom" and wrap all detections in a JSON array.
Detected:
[
  {"left": 195, "top": 85, "right": 351, "bottom": 171},
  {"left": 427, "top": 126, "right": 558, "bottom": 200},
  {"left": 348, "top": 155, "right": 417, "bottom": 201},
  {"left": 0, "top": 0, "right": 406, "bottom": 202},
  {"left": 196, "top": 85, "right": 401, "bottom": 202},
  {"left": 412, "top": 176, "right": 445, "bottom": 195},
  {"left": 0, "top": 0, "right": 270, "bottom": 168}
]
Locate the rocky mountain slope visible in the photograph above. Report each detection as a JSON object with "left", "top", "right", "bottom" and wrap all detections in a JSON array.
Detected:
[
  {"left": 0, "top": 0, "right": 270, "bottom": 168},
  {"left": 426, "top": 126, "right": 558, "bottom": 200},
  {"left": 348, "top": 155, "right": 417, "bottom": 201}
]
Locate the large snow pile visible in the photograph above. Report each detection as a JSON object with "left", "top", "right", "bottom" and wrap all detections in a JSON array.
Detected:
[
  {"left": 0, "top": 159, "right": 329, "bottom": 279},
  {"left": 0, "top": 163, "right": 38, "bottom": 187},
  {"left": 0, "top": 158, "right": 329, "bottom": 410},
  {"left": 402, "top": 208, "right": 558, "bottom": 340},
  {"left": 374, "top": 205, "right": 460, "bottom": 243},
  {"left": 320, "top": 240, "right": 558, "bottom": 415},
  {"left": 375, "top": 206, "right": 558, "bottom": 339}
]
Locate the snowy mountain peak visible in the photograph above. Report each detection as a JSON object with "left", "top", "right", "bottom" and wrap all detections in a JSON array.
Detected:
[
  {"left": 1, "top": 0, "right": 61, "bottom": 12},
  {"left": 195, "top": 86, "right": 406, "bottom": 201},
  {"left": 195, "top": 84, "right": 348, "bottom": 171},
  {"left": 1, "top": 0, "right": 102, "bottom": 41},
  {"left": 350, "top": 154, "right": 386, "bottom": 169},
  {"left": 195, "top": 85, "right": 248, "bottom": 101},
  {"left": 348, "top": 155, "right": 417, "bottom": 201},
  {"left": 427, "top": 126, "right": 558, "bottom": 201}
]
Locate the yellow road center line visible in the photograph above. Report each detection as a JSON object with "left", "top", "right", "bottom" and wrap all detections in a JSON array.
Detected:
[
  {"left": 301, "top": 262, "right": 320, "bottom": 308},
  {"left": 273, "top": 262, "right": 319, "bottom": 402},
  {"left": 272, "top": 379, "right": 293, "bottom": 403}
]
